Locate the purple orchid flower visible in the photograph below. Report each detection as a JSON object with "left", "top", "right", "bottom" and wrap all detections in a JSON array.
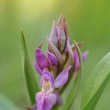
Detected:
[
  {"left": 35, "top": 65, "right": 71, "bottom": 110},
  {"left": 73, "top": 50, "right": 88, "bottom": 72},
  {"left": 34, "top": 48, "right": 59, "bottom": 75}
]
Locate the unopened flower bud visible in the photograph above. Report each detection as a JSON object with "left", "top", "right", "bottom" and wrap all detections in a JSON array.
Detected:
[
  {"left": 57, "top": 17, "right": 66, "bottom": 53},
  {"left": 49, "top": 21, "right": 58, "bottom": 48},
  {"left": 35, "top": 48, "right": 49, "bottom": 69},
  {"left": 47, "top": 51, "right": 58, "bottom": 66}
]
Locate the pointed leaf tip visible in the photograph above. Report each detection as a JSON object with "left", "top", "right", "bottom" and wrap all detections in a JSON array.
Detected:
[{"left": 20, "top": 28, "right": 24, "bottom": 39}]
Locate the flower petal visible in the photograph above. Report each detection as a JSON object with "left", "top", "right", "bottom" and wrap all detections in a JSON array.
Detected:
[
  {"left": 40, "top": 70, "right": 54, "bottom": 88},
  {"left": 36, "top": 92, "right": 57, "bottom": 110},
  {"left": 82, "top": 51, "right": 89, "bottom": 62},
  {"left": 53, "top": 89, "right": 63, "bottom": 106},
  {"left": 47, "top": 51, "right": 58, "bottom": 66},
  {"left": 34, "top": 62, "right": 43, "bottom": 76},
  {"left": 74, "top": 50, "right": 88, "bottom": 72},
  {"left": 54, "top": 65, "right": 71, "bottom": 88},
  {"left": 35, "top": 48, "right": 49, "bottom": 69}
]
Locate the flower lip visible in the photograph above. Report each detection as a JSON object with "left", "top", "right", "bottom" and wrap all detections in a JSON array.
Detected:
[{"left": 36, "top": 92, "right": 57, "bottom": 110}]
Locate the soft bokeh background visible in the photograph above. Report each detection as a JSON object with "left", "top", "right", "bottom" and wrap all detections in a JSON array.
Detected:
[{"left": 0, "top": 0, "right": 110, "bottom": 110}]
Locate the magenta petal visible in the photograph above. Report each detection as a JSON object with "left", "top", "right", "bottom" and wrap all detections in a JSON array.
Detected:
[
  {"left": 36, "top": 48, "right": 49, "bottom": 69},
  {"left": 34, "top": 62, "right": 43, "bottom": 76},
  {"left": 47, "top": 51, "right": 58, "bottom": 66},
  {"left": 53, "top": 89, "right": 63, "bottom": 106},
  {"left": 36, "top": 92, "right": 57, "bottom": 110},
  {"left": 54, "top": 65, "right": 71, "bottom": 88},
  {"left": 82, "top": 51, "right": 88, "bottom": 62},
  {"left": 40, "top": 70, "right": 54, "bottom": 88}
]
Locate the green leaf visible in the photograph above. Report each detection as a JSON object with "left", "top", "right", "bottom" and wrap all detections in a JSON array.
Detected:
[
  {"left": 20, "top": 29, "right": 40, "bottom": 105},
  {"left": 61, "top": 40, "right": 83, "bottom": 110},
  {"left": 0, "top": 93, "right": 20, "bottom": 110},
  {"left": 52, "top": 104, "right": 59, "bottom": 110},
  {"left": 81, "top": 52, "right": 110, "bottom": 110}
]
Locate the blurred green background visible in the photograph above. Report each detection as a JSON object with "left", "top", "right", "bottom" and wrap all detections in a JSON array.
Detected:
[{"left": 0, "top": 0, "right": 110, "bottom": 110}]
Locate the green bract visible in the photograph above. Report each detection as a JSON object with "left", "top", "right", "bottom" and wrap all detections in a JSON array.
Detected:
[{"left": 61, "top": 40, "right": 83, "bottom": 110}]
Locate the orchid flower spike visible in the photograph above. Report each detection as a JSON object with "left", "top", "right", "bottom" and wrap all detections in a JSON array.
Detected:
[{"left": 28, "top": 15, "right": 88, "bottom": 110}]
